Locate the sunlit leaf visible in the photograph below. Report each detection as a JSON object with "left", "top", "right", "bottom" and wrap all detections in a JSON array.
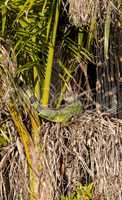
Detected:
[
  {"left": 104, "top": 3, "right": 111, "bottom": 60},
  {"left": 1, "top": 5, "right": 7, "bottom": 36}
]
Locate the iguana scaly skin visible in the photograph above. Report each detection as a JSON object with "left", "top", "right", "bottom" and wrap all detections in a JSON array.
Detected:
[
  {"left": 0, "top": 45, "right": 83, "bottom": 123},
  {"left": 26, "top": 90, "right": 83, "bottom": 122}
]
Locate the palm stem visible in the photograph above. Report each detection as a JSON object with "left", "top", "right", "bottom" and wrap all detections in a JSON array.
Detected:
[{"left": 41, "top": 0, "right": 62, "bottom": 106}]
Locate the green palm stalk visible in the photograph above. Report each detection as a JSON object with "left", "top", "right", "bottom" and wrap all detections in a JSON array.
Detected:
[{"left": 41, "top": 0, "right": 62, "bottom": 106}]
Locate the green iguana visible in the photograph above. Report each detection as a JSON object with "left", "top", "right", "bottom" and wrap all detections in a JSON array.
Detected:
[
  {"left": 25, "top": 89, "right": 83, "bottom": 123},
  {"left": 0, "top": 45, "right": 83, "bottom": 123},
  {"left": 1, "top": 65, "right": 83, "bottom": 123}
]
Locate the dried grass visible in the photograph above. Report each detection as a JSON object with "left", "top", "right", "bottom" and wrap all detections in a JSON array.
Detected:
[
  {"left": 41, "top": 112, "right": 122, "bottom": 200},
  {"left": 67, "top": 0, "right": 119, "bottom": 26},
  {"left": 0, "top": 110, "right": 122, "bottom": 200},
  {"left": 0, "top": 110, "right": 28, "bottom": 200},
  {"left": 0, "top": 145, "right": 28, "bottom": 200}
]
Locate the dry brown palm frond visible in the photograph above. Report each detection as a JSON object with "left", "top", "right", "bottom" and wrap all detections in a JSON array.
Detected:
[
  {"left": 0, "top": 104, "right": 29, "bottom": 200},
  {"left": 68, "top": 0, "right": 120, "bottom": 26},
  {"left": 0, "top": 145, "right": 28, "bottom": 200},
  {"left": 68, "top": 0, "right": 97, "bottom": 26},
  {"left": 41, "top": 112, "right": 122, "bottom": 200},
  {"left": 0, "top": 106, "right": 122, "bottom": 200}
]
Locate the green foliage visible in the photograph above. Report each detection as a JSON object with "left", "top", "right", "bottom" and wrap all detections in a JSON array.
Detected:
[
  {"left": 61, "top": 183, "right": 93, "bottom": 200},
  {"left": 0, "top": 0, "right": 92, "bottom": 107},
  {"left": 0, "top": 124, "right": 12, "bottom": 147},
  {"left": 104, "top": 2, "right": 111, "bottom": 61},
  {"left": 0, "top": 135, "right": 8, "bottom": 147}
]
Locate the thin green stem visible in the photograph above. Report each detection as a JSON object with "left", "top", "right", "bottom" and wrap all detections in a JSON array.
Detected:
[{"left": 41, "top": 0, "right": 62, "bottom": 106}]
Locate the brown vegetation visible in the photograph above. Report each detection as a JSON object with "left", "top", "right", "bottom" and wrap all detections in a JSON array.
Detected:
[{"left": 1, "top": 106, "right": 122, "bottom": 199}]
